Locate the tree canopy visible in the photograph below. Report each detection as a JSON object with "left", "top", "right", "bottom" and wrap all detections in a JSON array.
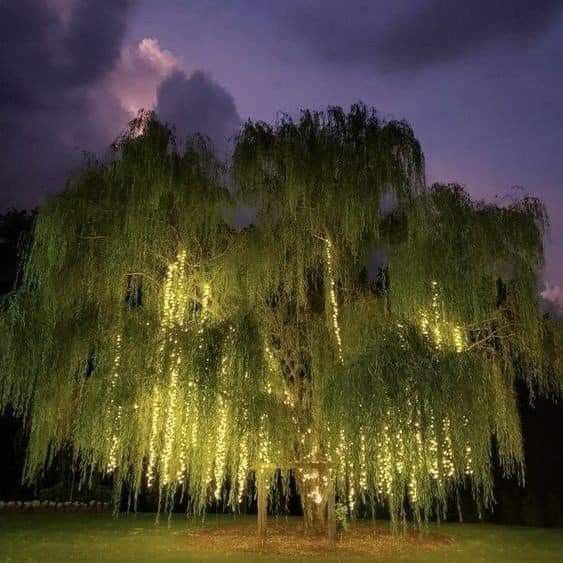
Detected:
[{"left": 0, "top": 105, "right": 559, "bottom": 527}]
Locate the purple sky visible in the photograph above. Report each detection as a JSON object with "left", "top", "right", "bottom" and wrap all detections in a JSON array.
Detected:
[{"left": 1, "top": 0, "right": 562, "bottom": 305}]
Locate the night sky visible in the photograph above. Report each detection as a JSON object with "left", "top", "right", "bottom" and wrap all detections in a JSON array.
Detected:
[{"left": 1, "top": 1, "right": 562, "bottom": 306}]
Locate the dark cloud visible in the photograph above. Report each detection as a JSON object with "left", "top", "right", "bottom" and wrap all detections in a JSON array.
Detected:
[
  {"left": 375, "top": 0, "right": 562, "bottom": 71},
  {"left": 63, "top": 1, "right": 135, "bottom": 86},
  {"left": 155, "top": 70, "right": 241, "bottom": 157},
  {"left": 0, "top": 0, "right": 135, "bottom": 208},
  {"left": 278, "top": 0, "right": 562, "bottom": 72},
  {"left": 0, "top": 0, "right": 243, "bottom": 208}
]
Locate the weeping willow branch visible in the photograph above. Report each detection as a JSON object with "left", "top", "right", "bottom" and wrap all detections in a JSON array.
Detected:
[{"left": 0, "top": 105, "right": 556, "bottom": 527}]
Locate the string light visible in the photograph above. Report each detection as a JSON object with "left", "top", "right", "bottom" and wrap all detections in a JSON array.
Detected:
[
  {"left": 395, "top": 427, "right": 405, "bottom": 475},
  {"left": 263, "top": 345, "right": 278, "bottom": 397},
  {"left": 376, "top": 418, "right": 393, "bottom": 498},
  {"left": 87, "top": 260, "right": 490, "bottom": 512},
  {"left": 453, "top": 325, "right": 465, "bottom": 353},
  {"left": 176, "top": 401, "right": 189, "bottom": 484},
  {"left": 408, "top": 473, "right": 418, "bottom": 504},
  {"left": 431, "top": 281, "right": 443, "bottom": 349},
  {"left": 325, "top": 237, "right": 344, "bottom": 364},
  {"left": 162, "top": 364, "right": 179, "bottom": 486},
  {"left": 419, "top": 281, "right": 467, "bottom": 353},
  {"left": 214, "top": 326, "right": 234, "bottom": 501},
  {"left": 359, "top": 430, "right": 368, "bottom": 494},
  {"left": 107, "top": 407, "right": 121, "bottom": 474},
  {"left": 146, "top": 385, "right": 161, "bottom": 488},
  {"left": 441, "top": 417, "right": 455, "bottom": 478},
  {"left": 56, "top": 261, "right": 491, "bottom": 514},
  {"left": 106, "top": 333, "right": 122, "bottom": 473},
  {"left": 428, "top": 412, "right": 440, "bottom": 482},
  {"left": 191, "top": 402, "right": 199, "bottom": 448},
  {"left": 236, "top": 412, "right": 249, "bottom": 504},
  {"left": 420, "top": 311, "right": 430, "bottom": 338},
  {"left": 258, "top": 413, "right": 271, "bottom": 465},
  {"left": 160, "top": 251, "right": 189, "bottom": 486},
  {"left": 213, "top": 393, "right": 228, "bottom": 500},
  {"left": 336, "top": 427, "right": 347, "bottom": 491},
  {"left": 463, "top": 416, "right": 474, "bottom": 475},
  {"left": 408, "top": 396, "right": 422, "bottom": 504},
  {"left": 347, "top": 462, "right": 356, "bottom": 512}
]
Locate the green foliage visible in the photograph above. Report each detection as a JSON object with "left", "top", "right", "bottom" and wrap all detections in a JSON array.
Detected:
[{"left": 0, "top": 105, "right": 557, "bottom": 525}]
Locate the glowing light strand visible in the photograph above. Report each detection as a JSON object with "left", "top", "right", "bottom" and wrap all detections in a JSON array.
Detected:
[
  {"left": 160, "top": 251, "right": 188, "bottom": 486},
  {"left": 325, "top": 237, "right": 344, "bottom": 364},
  {"left": 213, "top": 326, "right": 234, "bottom": 501},
  {"left": 106, "top": 332, "right": 122, "bottom": 473},
  {"left": 441, "top": 417, "right": 455, "bottom": 478},
  {"left": 146, "top": 385, "right": 161, "bottom": 488},
  {"left": 236, "top": 410, "right": 249, "bottom": 504}
]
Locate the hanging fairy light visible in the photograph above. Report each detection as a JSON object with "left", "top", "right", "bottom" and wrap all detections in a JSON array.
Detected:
[
  {"left": 420, "top": 311, "right": 430, "bottom": 338},
  {"left": 359, "top": 430, "right": 368, "bottom": 494},
  {"left": 263, "top": 345, "right": 278, "bottom": 397},
  {"left": 176, "top": 401, "right": 190, "bottom": 485},
  {"left": 395, "top": 426, "right": 405, "bottom": 475},
  {"left": 107, "top": 406, "right": 122, "bottom": 474},
  {"left": 159, "top": 251, "right": 190, "bottom": 487},
  {"left": 201, "top": 282, "right": 211, "bottom": 321},
  {"left": 335, "top": 427, "right": 347, "bottom": 491},
  {"left": 213, "top": 326, "right": 234, "bottom": 501},
  {"left": 213, "top": 393, "right": 228, "bottom": 500},
  {"left": 347, "top": 462, "right": 356, "bottom": 512},
  {"left": 463, "top": 415, "right": 474, "bottom": 476},
  {"left": 453, "top": 325, "right": 465, "bottom": 353},
  {"left": 419, "top": 281, "right": 468, "bottom": 354},
  {"left": 396, "top": 322, "right": 407, "bottom": 350},
  {"left": 106, "top": 332, "right": 122, "bottom": 473},
  {"left": 236, "top": 440, "right": 249, "bottom": 503},
  {"left": 427, "top": 412, "right": 440, "bottom": 482},
  {"left": 376, "top": 418, "right": 394, "bottom": 498},
  {"left": 325, "top": 237, "right": 344, "bottom": 364},
  {"left": 191, "top": 402, "right": 199, "bottom": 448},
  {"left": 258, "top": 413, "right": 271, "bottom": 465},
  {"left": 236, "top": 410, "right": 249, "bottom": 504},
  {"left": 431, "top": 281, "right": 443, "bottom": 349},
  {"left": 441, "top": 417, "right": 455, "bottom": 478},
  {"left": 161, "top": 364, "right": 180, "bottom": 486},
  {"left": 407, "top": 396, "right": 421, "bottom": 504},
  {"left": 146, "top": 385, "right": 161, "bottom": 488},
  {"left": 408, "top": 473, "right": 418, "bottom": 504}
]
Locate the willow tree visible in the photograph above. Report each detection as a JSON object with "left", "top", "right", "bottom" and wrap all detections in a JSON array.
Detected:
[{"left": 0, "top": 106, "right": 556, "bottom": 533}]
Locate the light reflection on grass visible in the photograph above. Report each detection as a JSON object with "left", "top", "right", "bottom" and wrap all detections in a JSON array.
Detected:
[{"left": 1, "top": 513, "right": 562, "bottom": 562}]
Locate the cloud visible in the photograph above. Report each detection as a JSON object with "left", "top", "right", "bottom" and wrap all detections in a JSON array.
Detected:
[
  {"left": 0, "top": 0, "right": 135, "bottom": 208},
  {"left": 374, "top": 0, "right": 562, "bottom": 71},
  {"left": 0, "top": 1, "right": 241, "bottom": 209},
  {"left": 107, "top": 38, "right": 182, "bottom": 115},
  {"left": 155, "top": 70, "right": 241, "bottom": 157},
  {"left": 108, "top": 39, "right": 241, "bottom": 155},
  {"left": 277, "top": 0, "right": 563, "bottom": 72},
  {"left": 542, "top": 283, "right": 563, "bottom": 311}
]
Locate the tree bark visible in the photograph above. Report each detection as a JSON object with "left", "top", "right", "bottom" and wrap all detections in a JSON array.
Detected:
[
  {"left": 296, "top": 463, "right": 335, "bottom": 537},
  {"left": 257, "top": 468, "right": 267, "bottom": 540}
]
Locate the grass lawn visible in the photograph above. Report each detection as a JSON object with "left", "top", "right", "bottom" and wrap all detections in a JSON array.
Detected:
[{"left": 0, "top": 513, "right": 562, "bottom": 562}]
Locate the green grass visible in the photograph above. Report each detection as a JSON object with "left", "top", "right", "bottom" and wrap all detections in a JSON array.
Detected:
[{"left": 0, "top": 513, "right": 562, "bottom": 562}]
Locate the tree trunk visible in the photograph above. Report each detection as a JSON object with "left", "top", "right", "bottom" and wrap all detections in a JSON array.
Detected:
[
  {"left": 296, "top": 464, "right": 335, "bottom": 540},
  {"left": 257, "top": 468, "right": 268, "bottom": 540}
]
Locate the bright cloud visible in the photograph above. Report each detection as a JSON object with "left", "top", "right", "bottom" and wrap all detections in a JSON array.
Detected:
[
  {"left": 541, "top": 283, "right": 563, "bottom": 313},
  {"left": 107, "top": 38, "right": 183, "bottom": 115}
]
